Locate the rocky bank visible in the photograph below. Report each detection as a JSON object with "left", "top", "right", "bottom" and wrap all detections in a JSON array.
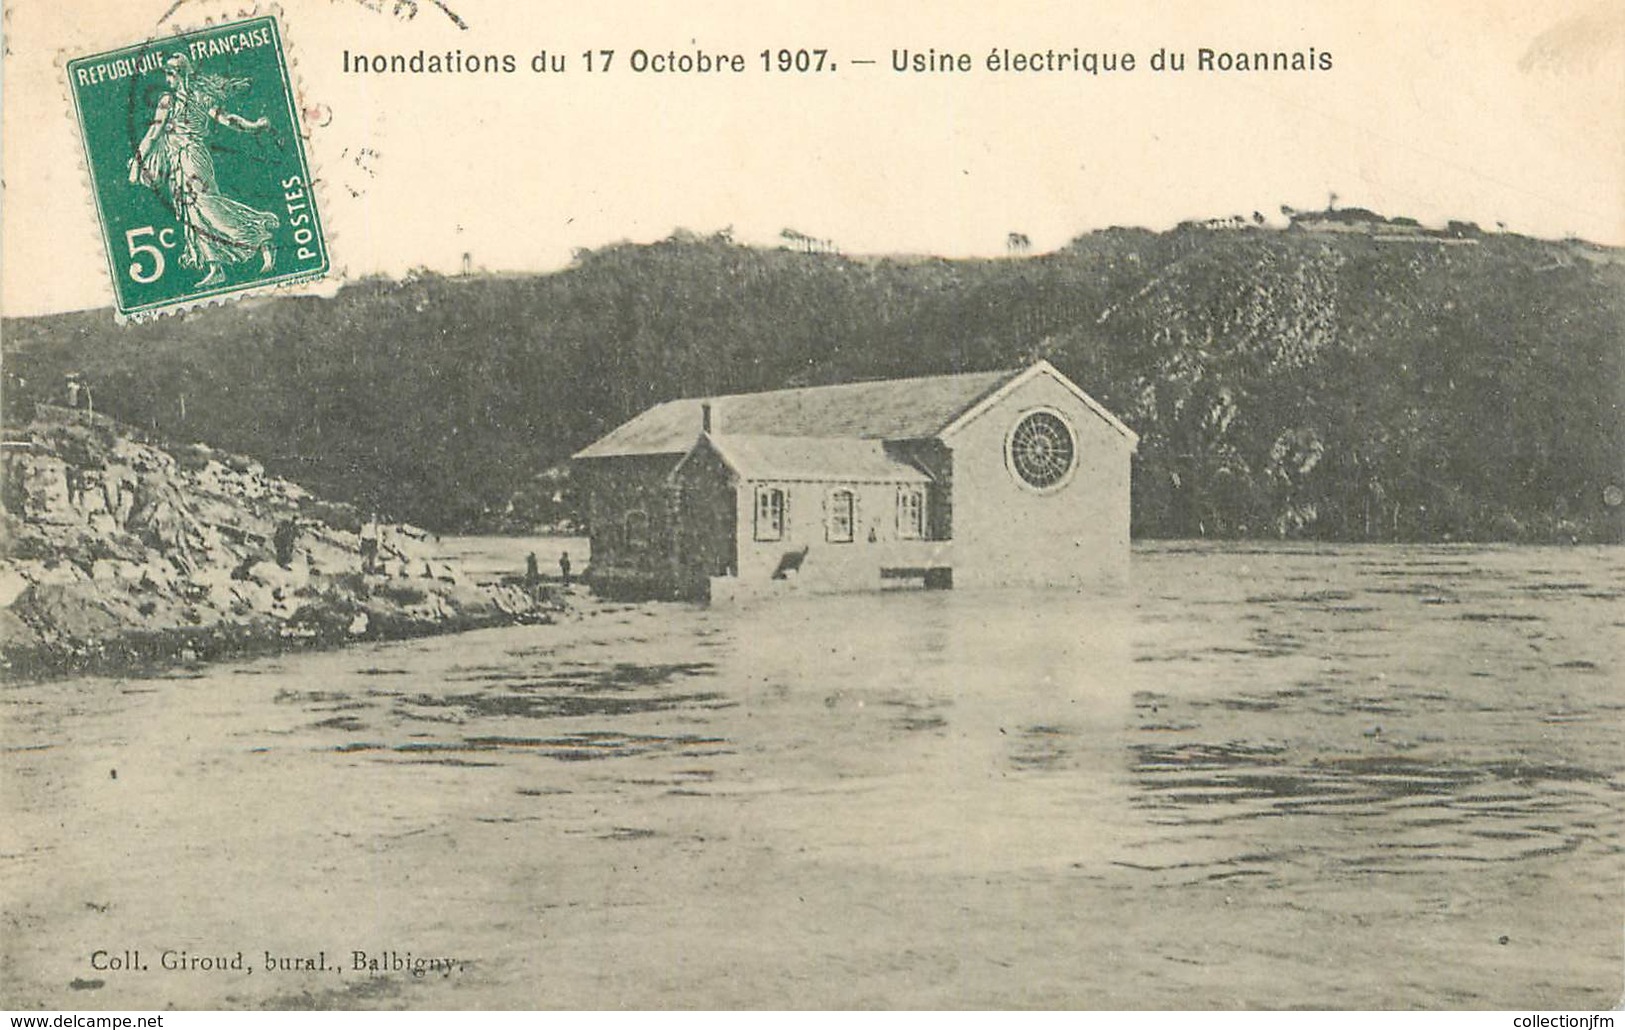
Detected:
[{"left": 0, "top": 406, "right": 559, "bottom": 678}]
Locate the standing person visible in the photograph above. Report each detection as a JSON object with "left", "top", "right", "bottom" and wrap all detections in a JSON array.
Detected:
[
  {"left": 127, "top": 53, "right": 279, "bottom": 287},
  {"left": 359, "top": 514, "right": 380, "bottom": 574},
  {"left": 558, "top": 550, "right": 573, "bottom": 588},
  {"left": 273, "top": 518, "right": 299, "bottom": 568},
  {"left": 65, "top": 466, "right": 85, "bottom": 509},
  {"left": 524, "top": 552, "right": 540, "bottom": 589}
]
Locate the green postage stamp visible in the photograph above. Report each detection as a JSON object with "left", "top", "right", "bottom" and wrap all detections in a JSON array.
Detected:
[{"left": 67, "top": 16, "right": 328, "bottom": 319}]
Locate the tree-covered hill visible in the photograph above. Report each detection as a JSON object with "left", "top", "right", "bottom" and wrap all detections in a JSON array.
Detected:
[{"left": 6, "top": 215, "right": 1622, "bottom": 541}]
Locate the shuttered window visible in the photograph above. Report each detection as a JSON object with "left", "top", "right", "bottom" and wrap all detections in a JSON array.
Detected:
[
  {"left": 897, "top": 488, "right": 924, "bottom": 539},
  {"left": 827, "top": 489, "right": 855, "bottom": 543},
  {"left": 754, "top": 486, "right": 785, "bottom": 541}
]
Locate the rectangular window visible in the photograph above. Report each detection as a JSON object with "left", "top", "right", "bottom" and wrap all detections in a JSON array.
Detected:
[
  {"left": 623, "top": 510, "right": 650, "bottom": 551},
  {"left": 754, "top": 486, "right": 785, "bottom": 541},
  {"left": 897, "top": 488, "right": 924, "bottom": 540},
  {"left": 827, "top": 489, "right": 855, "bottom": 543}
]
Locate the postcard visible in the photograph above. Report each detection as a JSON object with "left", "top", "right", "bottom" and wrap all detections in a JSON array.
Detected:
[{"left": 2, "top": 0, "right": 1621, "bottom": 1013}]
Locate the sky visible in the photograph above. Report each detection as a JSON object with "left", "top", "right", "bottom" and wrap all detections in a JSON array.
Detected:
[{"left": 3, "top": 0, "right": 1623, "bottom": 317}]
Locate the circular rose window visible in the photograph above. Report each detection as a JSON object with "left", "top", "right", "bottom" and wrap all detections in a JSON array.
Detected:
[{"left": 1008, "top": 410, "right": 1077, "bottom": 490}]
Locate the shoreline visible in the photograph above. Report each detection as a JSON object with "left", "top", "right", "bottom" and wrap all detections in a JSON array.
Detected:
[{"left": 0, "top": 580, "right": 573, "bottom": 684}]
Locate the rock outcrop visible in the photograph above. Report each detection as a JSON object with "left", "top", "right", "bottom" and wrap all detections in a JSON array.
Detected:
[{"left": 0, "top": 406, "right": 557, "bottom": 677}]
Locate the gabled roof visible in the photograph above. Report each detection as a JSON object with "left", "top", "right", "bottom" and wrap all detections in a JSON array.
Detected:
[
  {"left": 574, "top": 367, "right": 1021, "bottom": 459},
  {"left": 573, "top": 360, "right": 1138, "bottom": 460},
  {"left": 673, "top": 434, "right": 932, "bottom": 485},
  {"left": 940, "top": 361, "right": 1139, "bottom": 447}
]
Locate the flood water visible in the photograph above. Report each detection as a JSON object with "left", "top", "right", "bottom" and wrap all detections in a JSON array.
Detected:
[
  {"left": 424, "top": 535, "right": 589, "bottom": 585},
  {"left": 3, "top": 542, "right": 1621, "bottom": 1009}
]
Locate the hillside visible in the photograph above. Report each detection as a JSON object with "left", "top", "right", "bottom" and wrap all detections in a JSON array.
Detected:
[{"left": 5, "top": 213, "right": 1623, "bottom": 542}]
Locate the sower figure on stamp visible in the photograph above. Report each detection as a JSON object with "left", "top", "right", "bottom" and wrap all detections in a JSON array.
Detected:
[{"left": 128, "top": 53, "right": 279, "bottom": 287}]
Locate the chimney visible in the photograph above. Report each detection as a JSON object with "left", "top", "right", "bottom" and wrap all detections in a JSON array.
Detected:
[{"left": 701, "top": 402, "right": 713, "bottom": 435}]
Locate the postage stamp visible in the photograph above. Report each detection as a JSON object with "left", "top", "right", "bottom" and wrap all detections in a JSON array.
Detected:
[{"left": 66, "top": 15, "right": 328, "bottom": 319}]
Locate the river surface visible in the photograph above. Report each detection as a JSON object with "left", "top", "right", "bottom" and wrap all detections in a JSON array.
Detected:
[{"left": 2, "top": 542, "right": 1620, "bottom": 1009}]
